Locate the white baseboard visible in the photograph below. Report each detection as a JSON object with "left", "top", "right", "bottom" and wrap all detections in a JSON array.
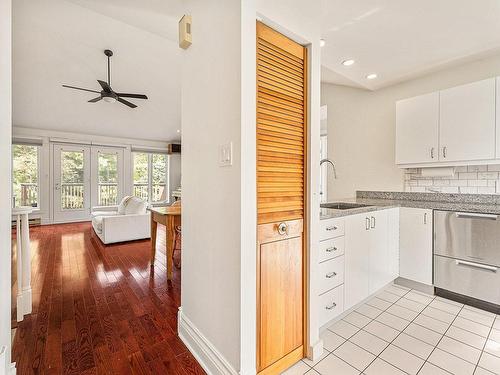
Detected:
[
  {"left": 308, "top": 339, "right": 324, "bottom": 363},
  {"left": 178, "top": 307, "right": 238, "bottom": 375},
  {"left": 10, "top": 363, "right": 16, "bottom": 375}
]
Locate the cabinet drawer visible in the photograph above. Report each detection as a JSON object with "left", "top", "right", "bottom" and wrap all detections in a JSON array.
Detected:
[
  {"left": 319, "top": 218, "right": 345, "bottom": 241},
  {"left": 434, "top": 255, "right": 500, "bottom": 305},
  {"left": 318, "top": 256, "right": 344, "bottom": 295},
  {"left": 319, "top": 237, "right": 345, "bottom": 263},
  {"left": 319, "top": 285, "right": 344, "bottom": 327}
]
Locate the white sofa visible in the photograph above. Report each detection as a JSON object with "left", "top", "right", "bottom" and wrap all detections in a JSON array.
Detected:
[{"left": 91, "top": 196, "right": 151, "bottom": 244}]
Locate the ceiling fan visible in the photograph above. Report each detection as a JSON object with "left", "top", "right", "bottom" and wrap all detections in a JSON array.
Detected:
[{"left": 62, "top": 49, "right": 148, "bottom": 108}]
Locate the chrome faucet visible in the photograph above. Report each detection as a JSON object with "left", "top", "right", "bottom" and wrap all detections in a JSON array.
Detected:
[{"left": 320, "top": 158, "right": 337, "bottom": 179}]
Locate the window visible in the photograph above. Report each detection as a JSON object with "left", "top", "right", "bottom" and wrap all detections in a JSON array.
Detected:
[
  {"left": 12, "top": 144, "right": 40, "bottom": 208},
  {"left": 133, "top": 152, "right": 168, "bottom": 203},
  {"left": 97, "top": 151, "right": 118, "bottom": 205}
]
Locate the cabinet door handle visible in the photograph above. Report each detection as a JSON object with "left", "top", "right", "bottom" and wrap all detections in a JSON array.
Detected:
[
  {"left": 370, "top": 216, "right": 376, "bottom": 229},
  {"left": 325, "top": 302, "right": 337, "bottom": 310},
  {"left": 326, "top": 271, "right": 337, "bottom": 278},
  {"left": 431, "top": 147, "right": 435, "bottom": 159},
  {"left": 365, "top": 217, "right": 370, "bottom": 230},
  {"left": 326, "top": 225, "right": 338, "bottom": 231},
  {"left": 424, "top": 212, "right": 427, "bottom": 224},
  {"left": 326, "top": 246, "right": 337, "bottom": 253},
  {"left": 442, "top": 146, "right": 447, "bottom": 158}
]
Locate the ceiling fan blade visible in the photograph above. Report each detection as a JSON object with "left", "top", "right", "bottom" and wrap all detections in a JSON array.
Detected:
[
  {"left": 117, "top": 97, "right": 137, "bottom": 108},
  {"left": 116, "top": 93, "right": 148, "bottom": 99},
  {"left": 62, "top": 84, "right": 100, "bottom": 94},
  {"left": 97, "top": 79, "right": 112, "bottom": 92},
  {"left": 88, "top": 96, "right": 102, "bottom": 103}
]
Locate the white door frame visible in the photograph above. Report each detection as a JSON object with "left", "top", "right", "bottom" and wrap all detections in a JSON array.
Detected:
[
  {"left": 90, "top": 146, "right": 124, "bottom": 208},
  {"left": 52, "top": 143, "right": 91, "bottom": 223}
]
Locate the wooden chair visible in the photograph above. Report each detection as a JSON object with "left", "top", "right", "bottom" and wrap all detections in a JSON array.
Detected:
[{"left": 172, "top": 200, "right": 182, "bottom": 268}]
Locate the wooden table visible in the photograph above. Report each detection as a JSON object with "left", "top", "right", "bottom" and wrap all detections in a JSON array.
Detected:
[{"left": 150, "top": 205, "right": 181, "bottom": 280}]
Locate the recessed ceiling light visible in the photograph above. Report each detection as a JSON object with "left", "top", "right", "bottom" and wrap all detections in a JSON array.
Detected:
[
  {"left": 366, "top": 73, "right": 378, "bottom": 80},
  {"left": 342, "top": 59, "right": 355, "bottom": 66},
  {"left": 176, "top": 129, "right": 181, "bottom": 133},
  {"left": 320, "top": 39, "right": 326, "bottom": 47}
]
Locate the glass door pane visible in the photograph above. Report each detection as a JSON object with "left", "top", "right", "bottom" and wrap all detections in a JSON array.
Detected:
[
  {"left": 133, "top": 152, "right": 149, "bottom": 201},
  {"left": 98, "top": 152, "right": 118, "bottom": 205},
  {"left": 53, "top": 144, "right": 91, "bottom": 223},
  {"left": 61, "top": 150, "right": 85, "bottom": 210},
  {"left": 152, "top": 154, "right": 167, "bottom": 202}
]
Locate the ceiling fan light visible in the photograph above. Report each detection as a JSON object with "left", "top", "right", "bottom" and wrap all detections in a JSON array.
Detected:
[{"left": 103, "top": 96, "right": 116, "bottom": 103}]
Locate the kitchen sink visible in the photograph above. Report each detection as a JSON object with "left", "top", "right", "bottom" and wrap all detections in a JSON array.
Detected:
[{"left": 320, "top": 202, "right": 373, "bottom": 210}]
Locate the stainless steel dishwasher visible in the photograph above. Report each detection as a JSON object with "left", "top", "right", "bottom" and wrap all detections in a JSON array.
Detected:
[{"left": 434, "top": 210, "right": 500, "bottom": 306}]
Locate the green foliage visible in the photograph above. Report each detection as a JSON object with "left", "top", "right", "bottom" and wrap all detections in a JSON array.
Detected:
[{"left": 12, "top": 145, "right": 39, "bottom": 207}]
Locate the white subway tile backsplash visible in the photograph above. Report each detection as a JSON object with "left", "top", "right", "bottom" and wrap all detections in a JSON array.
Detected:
[
  {"left": 468, "top": 180, "right": 488, "bottom": 187},
  {"left": 404, "top": 165, "right": 500, "bottom": 195},
  {"left": 468, "top": 165, "right": 487, "bottom": 172},
  {"left": 459, "top": 172, "right": 477, "bottom": 179},
  {"left": 487, "top": 165, "right": 500, "bottom": 172},
  {"left": 478, "top": 172, "right": 499, "bottom": 179},
  {"left": 478, "top": 187, "right": 496, "bottom": 194}
]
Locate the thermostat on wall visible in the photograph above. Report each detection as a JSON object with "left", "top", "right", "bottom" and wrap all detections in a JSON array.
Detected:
[{"left": 179, "top": 15, "right": 192, "bottom": 49}]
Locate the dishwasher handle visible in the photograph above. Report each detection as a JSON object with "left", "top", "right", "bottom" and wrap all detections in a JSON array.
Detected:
[
  {"left": 455, "top": 212, "right": 498, "bottom": 220},
  {"left": 456, "top": 259, "right": 498, "bottom": 272}
]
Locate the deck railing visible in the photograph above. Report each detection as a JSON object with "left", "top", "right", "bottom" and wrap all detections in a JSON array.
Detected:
[
  {"left": 98, "top": 183, "right": 118, "bottom": 206},
  {"left": 61, "top": 183, "right": 84, "bottom": 209},
  {"left": 133, "top": 183, "right": 166, "bottom": 202},
  {"left": 19, "top": 183, "right": 38, "bottom": 207}
]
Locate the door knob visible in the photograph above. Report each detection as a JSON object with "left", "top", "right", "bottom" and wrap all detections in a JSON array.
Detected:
[{"left": 277, "top": 222, "right": 288, "bottom": 235}]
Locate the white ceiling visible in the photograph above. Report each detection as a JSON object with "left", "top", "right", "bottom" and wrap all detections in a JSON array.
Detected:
[
  {"left": 321, "top": 0, "right": 500, "bottom": 90},
  {"left": 13, "top": 0, "right": 182, "bottom": 141}
]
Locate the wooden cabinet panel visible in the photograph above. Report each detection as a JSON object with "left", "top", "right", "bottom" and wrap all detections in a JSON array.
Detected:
[
  {"left": 439, "top": 78, "right": 495, "bottom": 162},
  {"left": 399, "top": 207, "right": 433, "bottom": 285},
  {"left": 258, "top": 228, "right": 303, "bottom": 370},
  {"left": 396, "top": 92, "right": 439, "bottom": 164}
]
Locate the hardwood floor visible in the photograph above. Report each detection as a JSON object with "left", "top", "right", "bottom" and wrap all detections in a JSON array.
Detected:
[{"left": 11, "top": 222, "right": 205, "bottom": 375}]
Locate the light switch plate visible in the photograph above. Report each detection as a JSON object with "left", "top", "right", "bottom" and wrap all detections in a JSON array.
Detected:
[{"left": 219, "top": 142, "right": 233, "bottom": 167}]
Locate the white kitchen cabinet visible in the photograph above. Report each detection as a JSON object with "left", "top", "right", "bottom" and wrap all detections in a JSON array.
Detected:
[
  {"left": 345, "top": 209, "right": 400, "bottom": 310},
  {"left": 496, "top": 78, "right": 500, "bottom": 158},
  {"left": 399, "top": 207, "right": 433, "bottom": 285},
  {"left": 345, "top": 213, "right": 370, "bottom": 310},
  {"left": 396, "top": 92, "right": 439, "bottom": 164},
  {"left": 439, "top": 78, "right": 495, "bottom": 162}
]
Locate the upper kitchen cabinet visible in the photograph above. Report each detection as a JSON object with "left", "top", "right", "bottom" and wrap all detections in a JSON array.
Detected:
[
  {"left": 396, "top": 77, "right": 497, "bottom": 167},
  {"left": 396, "top": 92, "right": 439, "bottom": 164},
  {"left": 439, "top": 78, "right": 496, "bottom": 162}
]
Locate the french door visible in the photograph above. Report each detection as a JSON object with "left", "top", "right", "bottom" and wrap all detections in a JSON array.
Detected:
[
  {"left": 53, "top": 144, "right": 124, "bottom": 223},
  {"left": 53, "top": 144, "right": 91, "bottom": 222}
]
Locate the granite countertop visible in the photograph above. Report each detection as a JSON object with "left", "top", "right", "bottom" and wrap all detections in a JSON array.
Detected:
[{"left": 320, "top": 191, "right": 500, "bottom": 219}]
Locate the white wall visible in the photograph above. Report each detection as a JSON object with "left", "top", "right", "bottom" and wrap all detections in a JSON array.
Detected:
[
  {"left": 181, "top": 0, "right": 323, "bottom": 372},
  {"left": 323, "top": 53, "right": 500, "bottom": 200},
  {"left": 0, "top": 0, "right": 13, "bottom": 372},
  {"left": 180, "top": 0, "right": 243, "bottom": 372}
]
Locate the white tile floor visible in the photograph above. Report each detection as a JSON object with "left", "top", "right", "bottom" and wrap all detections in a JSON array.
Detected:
[{"left": 282, "top": 284, "right": 500, "bottom": 375}]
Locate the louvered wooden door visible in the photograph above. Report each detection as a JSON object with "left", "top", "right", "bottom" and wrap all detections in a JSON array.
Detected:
[{"left": 256, "top": 22, "right": 307, "bottom": 374}]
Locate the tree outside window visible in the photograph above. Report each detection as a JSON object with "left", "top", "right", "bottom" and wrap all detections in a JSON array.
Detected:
[{"left": 12, "top": 144, "right": 39, "bottom": 208}]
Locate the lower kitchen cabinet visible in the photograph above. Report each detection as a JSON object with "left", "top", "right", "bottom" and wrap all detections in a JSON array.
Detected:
[
  {"left": 399, "top": 207, "right": 433, "bottom": 285},
  {"left": 345, "top": 209, "right": 399, "bottom": 310}
]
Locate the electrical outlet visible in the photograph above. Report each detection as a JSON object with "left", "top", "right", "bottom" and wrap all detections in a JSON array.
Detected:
[{"left": 219, "top": 142, "right": 233, "bottom": 167}]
